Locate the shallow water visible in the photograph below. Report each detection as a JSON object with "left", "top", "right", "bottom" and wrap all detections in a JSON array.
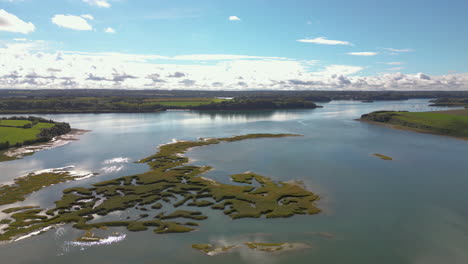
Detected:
[{"left": 1, "top": 99, "right": 468, "bottom": 264}]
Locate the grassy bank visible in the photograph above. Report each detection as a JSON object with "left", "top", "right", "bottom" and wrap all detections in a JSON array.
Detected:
[
  {"left": 0, "top": 117, "right": 72, "bottom": 162},
  {"left": 360, "top": 109, "right": 468, "bottom": 138},
  {"left": 0, "top": 122, "right": 55, "bottom": 146}
]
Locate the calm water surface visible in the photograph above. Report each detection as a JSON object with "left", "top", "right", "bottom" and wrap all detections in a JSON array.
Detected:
[{"left": 1, "top": 99, "right": 468, "bottom": 264}]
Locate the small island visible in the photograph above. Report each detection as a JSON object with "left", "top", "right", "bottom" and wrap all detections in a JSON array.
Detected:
[
  {"left": 192, "top": 244, "right": 238, "bottom": 256},
  {"left": 0, "top": 116, "right": 73, "bottom": 161},
  {"left": 360, "top": 109, "right": 468, "bottom": 139},
  {"left": 0, "top": 133, "right": 320, "bottom": 242},
  {"left": 191, "top": 241, "right": 310, "bottom": 256},
  {"left": 245, "top": 242, "right": 310, "bottom": 253},
  {"left": 373, "top": 153, "right": 393, "bottom": 161}
]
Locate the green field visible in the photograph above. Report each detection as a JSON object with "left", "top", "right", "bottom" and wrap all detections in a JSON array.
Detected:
[
  {"left": 0, "top": 122, "right": 55, "bottom": 145},
  {"left": 361, "top": 109, "right": 468, "bottom": 138},
  {"left": 0, "top": 120, "right": 32, "bottom": 127}
]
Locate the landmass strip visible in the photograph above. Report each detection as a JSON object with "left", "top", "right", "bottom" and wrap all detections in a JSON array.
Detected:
[
  {"left": 360, "top": 109, "right": 468, "bottom": 139},
  {"left": 0, "top": 133, "right": 320, "bottom": 241},
  {"left": 0, "top": 116, "right": 75, "bottom": 162}
]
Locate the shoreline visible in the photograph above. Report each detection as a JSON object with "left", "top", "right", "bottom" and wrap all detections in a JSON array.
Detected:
[
  {"left": 358, "top": 119, "right": 468, "bottom": 141},
  {"left": 1, "top": 129, "right": 91, "bottom": 160}
]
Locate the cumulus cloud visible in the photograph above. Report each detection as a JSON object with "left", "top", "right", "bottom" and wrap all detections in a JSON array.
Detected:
[
  {"left": 417, "top": 73, "right": 431, "bottom": 80},
  {"left": 83, "top": 0, "right": 111, "bottom": 8},
  {"left": 104, "top": 27, "right": 115, "bottom": 33},
  {"left": 146, "top": 73, "right": 166, "bottom": 85},
  {"left": 167, "top": 72, "right": 185, "bottom": 78},
  {"left": 112, "top": 72, "right": 137, "bottom": 82},
  {"left": 0, "top": 40, "right": 466, "bottom": 91},
  {"left": 180, "top": 79, "right": 196, "bottom": 86},
  {"left": 81, "top": 14, "right": 94, "bottom": 20},
  {"left": 347, "top": 52, "right": 378, "bottom": 56},
  {"left": 52, "top": 15, "right": 93, "bottom": 31},
  {"left": 229, "top": 16, "right": 241, "bottom": 21},
  {"left": 297, "top": 37, "right": 351, "bottom": 45},
  {"left": 0, "top": 9, "right": 35, "bottom": 34}
]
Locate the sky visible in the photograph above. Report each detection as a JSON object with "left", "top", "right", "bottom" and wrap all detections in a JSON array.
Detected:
[{"left": 0, "top": 0, "right": 467, "bottom": 90}]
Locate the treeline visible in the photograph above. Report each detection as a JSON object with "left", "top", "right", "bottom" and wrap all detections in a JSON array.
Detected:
[
  {"left": 191, "top": 98, "right": 318, "bottom": 110},
  {"left": 1, "top": 116, "right": 56, "bottom": 123},
  {"left": 0, "top": 97, "right": 320, "bottom": 113},
  {"left": 0, "top": 116, "right": 71, "bottom": 150},
  {"left": 37, "top": 122, "right": 71, "bottom": 141},
  {"left": 0, "top": 98, "right": 165, "bottom": 113},
  {"left": 2, "top": 89, "right": 468, "bottom": 101}
]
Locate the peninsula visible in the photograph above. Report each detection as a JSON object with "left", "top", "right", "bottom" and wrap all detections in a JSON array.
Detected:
[
  {"left": 0, "top": 116, "right": 72, "bottom": 161},
  {"left": 360, "top": 109, "right": 468, "bottom": 139}
]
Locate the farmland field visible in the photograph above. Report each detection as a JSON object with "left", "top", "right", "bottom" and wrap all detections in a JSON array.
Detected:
[{"left": 0, "top": 122, "right": 55, "bottom": 145}]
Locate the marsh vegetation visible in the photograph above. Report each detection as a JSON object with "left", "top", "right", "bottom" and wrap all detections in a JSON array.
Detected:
[{"left": 0, "top": 133, "right": 320, "bottom": 241}]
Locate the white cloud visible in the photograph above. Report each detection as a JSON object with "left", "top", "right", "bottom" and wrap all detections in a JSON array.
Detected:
[
  {"left": 347, "top": 52, "right": 378, "bottom": 56},
  {"left": 384, "top": 62, "right": 404, "bottom": 65},
  {"left": 170, "top": 54, "right": 287, "bottom": 61},
  {"left": 0, "top": 40, "right": 466, "bottom": 91},
  {"left": 297, "top": 37, "right": 351, "bottom": 46},
  {"left": 104, "top": 27, "right": 115, "bottom": 33},
  {"left": 312, "top": 65, "right": 364, "bottom": 76},
  {"left": 52, "top": 15, "right": 93, "bottom": 31},
  {"left": 229, "top": 16, "right": 241, "bottom": 21},
  {"left": 83, "top": 0, "right": 111, "bottom": 8},
  {"left": 383, "top": 48, "right": 413, "bottom": 53},
  {"left": 0, "top": 9, "right": 35, "bottom": 34},
  {"left": 81, "top": 14, "right": 94, "bottom": 20}
]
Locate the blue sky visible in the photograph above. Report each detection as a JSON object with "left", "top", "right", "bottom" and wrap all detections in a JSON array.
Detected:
[{"left": 0, "top": 0, "right": 467, "bottom": 90}]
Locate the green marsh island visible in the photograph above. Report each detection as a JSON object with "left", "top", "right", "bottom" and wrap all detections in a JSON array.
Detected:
[
  {"left": 373, "top": 154, "right": 393, "bottom": 161},
  {"left": 191, "top": 241, "right": 310, "bottom": 256},
  {"left": 0, "top": 133, "right": 321, "bottom": 242},
  {"left": 0, "top": 116, "right": 73, "bottom": 161},
  {"left": 0, "top": 167, "right": 95, "bottom": 206},
  {"left": 360, "top": 109, "right": 468, "bottom": 139}
]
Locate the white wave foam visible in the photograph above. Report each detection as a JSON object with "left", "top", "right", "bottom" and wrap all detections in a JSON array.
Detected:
[
  {"left": 31, "top": 166, "right": 95, "bottom": 180},
  {"left": 54, "top": 227, "right": 67, "bottom": 239},
  {"left": 66, "top": 233, "right": 127, "bottom": 247},
  {"left": 101, "top": 165, "right": 124, "bottom": 174},
  {"left": 103, "top": 157, "right": 131, "bottom": 165},
  {"left": 14, "top": 226, "right": 54, "bottom": 242}
]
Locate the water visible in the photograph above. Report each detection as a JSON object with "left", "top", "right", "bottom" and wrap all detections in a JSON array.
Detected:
[{"left": 1, "top": 99, "right": 468, "bottom": 264}]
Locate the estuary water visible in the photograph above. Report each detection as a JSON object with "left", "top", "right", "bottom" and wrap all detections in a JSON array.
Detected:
[{"left": 1, "top": 99, "right": 468, "bottom": 264}]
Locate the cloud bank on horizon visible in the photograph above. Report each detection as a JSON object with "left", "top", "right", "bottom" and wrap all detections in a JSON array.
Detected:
[{"left": 0, "top": 0, "right": 467, "bottom": 90}]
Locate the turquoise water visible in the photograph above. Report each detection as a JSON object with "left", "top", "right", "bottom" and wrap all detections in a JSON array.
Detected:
[{"left": 1, "top": 99, "right": 468, "bottom": 264}]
